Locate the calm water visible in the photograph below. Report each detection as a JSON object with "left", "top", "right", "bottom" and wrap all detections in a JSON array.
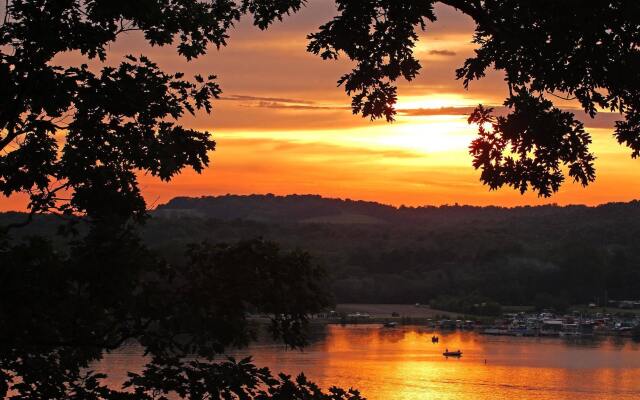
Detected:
[{"left": 97, "top": 324, "right": 640, "bottom": 400}]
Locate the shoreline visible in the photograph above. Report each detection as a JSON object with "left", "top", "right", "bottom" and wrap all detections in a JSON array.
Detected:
[{"left": 306, "top": 303, "right": 640, "bottom": 339}]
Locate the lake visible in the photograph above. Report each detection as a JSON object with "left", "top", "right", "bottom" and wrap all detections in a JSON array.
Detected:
[{"left": 97, "top": 324, "right": 640, "bottom": 400}]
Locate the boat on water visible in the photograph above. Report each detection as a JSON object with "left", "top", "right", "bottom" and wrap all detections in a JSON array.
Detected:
[
  {"left": 383, "top": 322, "right": 398, "bottom": 328},
  {"left": 443, "top": 350, "right": 462, "bottom": 357}
]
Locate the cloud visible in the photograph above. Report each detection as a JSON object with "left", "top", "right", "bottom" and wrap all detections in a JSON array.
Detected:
[
  {"left": 254, "top": 101, "right": 349, "bottom": 111},
  {"left": 219, "top": 93, "right": 350, "bottom": 112},
  {"left": 396, "top": 105, "right": 623, "bottom": 131},
  {"left": 428, "top": 49, "right": 457, "bottom": 56},
  {"left": 579, "top": 112, "right": 624, "bottom": 129},
  {"left": 219, "top": 94, "right": 349, "bottom": 111},
  {"left": 220, "top": 137, "right": 426, "bottom": 160},
  {"left": 397, "top": 106, "right": 617, "bottom": 123},
  {"left": 220, "top": 94, "right": 315, "bottom": 104},
  {"left": 399, "top": 106, "right": 478, "bottom": 117}
]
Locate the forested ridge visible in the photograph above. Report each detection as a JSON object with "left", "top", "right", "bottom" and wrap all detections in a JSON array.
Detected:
[{"left": 5, "top": 194, "right": 640, "bottom": 308}]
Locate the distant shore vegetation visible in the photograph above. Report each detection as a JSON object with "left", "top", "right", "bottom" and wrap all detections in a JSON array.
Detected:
[{"left": 5, "top": 194, "right": 640, "bottom": 311}]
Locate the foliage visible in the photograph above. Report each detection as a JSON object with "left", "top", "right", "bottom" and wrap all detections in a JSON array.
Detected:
[
  {"left": 0, "top": 235, "right": 339, "bottom": 398},
  {"left": 308, "top": 1, "right": 435, "bottom": 123},
  {"left": 468, "top": 95, "right": 594, "bottom": 197},
  {"left": 0, "top": 2, "right": 359, "bottom": 398},
  {"left": 0, "top": 0, "right": 306, "bottom": 222},
  {"left": 533, "top": 293, "right": 570, "bottom": 313},
  {"left": 140, "top": 195, "right": 640, "bottom": 307},
  {"left": 6, "top": 194, "right": 640, "bottom": 311},
  {"left": 430, "top": 294, "right": 502, "bottom": 316},
  {"left": 308, "top": 0, "right": 640, "bottom": 195},
  {"left": 122, "top": 357, "right": 364, "bottom": 400},
  {"left": 2, "top": 352, "right": 366, "bottom": 399}
]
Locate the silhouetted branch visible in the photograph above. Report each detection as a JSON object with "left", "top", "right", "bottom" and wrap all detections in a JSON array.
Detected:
[
  {"left": 1, "top": 0, "right": 10, "bottom": 27},
  {"left": 547, "top": 91, "right": 577, "bottom": 101},
  {"left": 0, "top": 126, "right": 20, "bottom": 151},
  {"left": 439, "top": 0, "right": 494, "bottom": 32}
]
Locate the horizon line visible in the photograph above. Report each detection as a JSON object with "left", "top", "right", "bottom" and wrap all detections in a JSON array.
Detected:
[{"left": 155, "top": 192, "right": 640, "bottom": 211}]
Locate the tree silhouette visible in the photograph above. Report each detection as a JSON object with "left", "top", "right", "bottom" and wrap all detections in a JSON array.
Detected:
[
  {"left": 308, "top": 0, "right": 640, "bottom": 195},
  {"left": 1, "top": 232, "right": 366, "bottom": 398},
  {"left": 0, "top": 1, "right": 360, "bottom": 398}
]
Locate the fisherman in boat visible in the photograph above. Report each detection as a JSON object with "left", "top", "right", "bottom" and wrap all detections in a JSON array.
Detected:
[{"left": 443, "top": 349, "right": 463, "bottom": 357}]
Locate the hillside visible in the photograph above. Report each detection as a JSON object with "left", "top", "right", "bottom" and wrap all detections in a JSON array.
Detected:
[
  {"left": 154, "top": 194, "right": 397, "bottom": 223},
  {"left": 154, "top": 194, "right": 640, "bottom": 226}
]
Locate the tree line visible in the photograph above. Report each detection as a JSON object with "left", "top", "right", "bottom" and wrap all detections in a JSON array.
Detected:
[{"left": 6, "top": 196, "right": 640, "bottom": 309}]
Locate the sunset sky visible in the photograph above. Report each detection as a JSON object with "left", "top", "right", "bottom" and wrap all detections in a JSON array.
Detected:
[{"left": 3, "top": 0, "right": 640, "bottom": 211}]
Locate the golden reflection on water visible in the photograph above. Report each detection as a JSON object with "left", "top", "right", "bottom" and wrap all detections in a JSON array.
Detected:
[
  {"left": 98, "top": 325, "right": 640, "bottom": 400},
  {"left": 237, "top": 325, "right": 640, "bottom": 400}
]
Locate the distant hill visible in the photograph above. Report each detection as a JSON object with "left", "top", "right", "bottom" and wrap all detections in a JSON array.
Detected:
[
  {"left": 154, "top": 194, "right": 395, "bottom": 224},
  {"left": 154, "top": 193, "right": 640, "bottom": 226}
]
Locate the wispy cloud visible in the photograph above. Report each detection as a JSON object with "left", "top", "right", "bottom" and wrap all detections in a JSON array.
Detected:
[
  {"left": 399, "top": 106, "right": 478, "bottom": 116},
  {"left": 220, "top": 137, "right": 426, "bottom": 160},
  {"left": 398, "top": 106, "right": 625, "bottom": 131},
  {"left": 428, "top": 49, "right": 457, "bottom": 56},
  {"left": 254, "top": 101, "right": 349, "bottom": 111},
  {"left": 580, "top": 112, "right": 625, "bottom": 129},
  {"left": 219, "top": 94, "right": 349, "bottom": 111},
  {"left": 220, "top": 94, "right": 315, "bottom": 104}
]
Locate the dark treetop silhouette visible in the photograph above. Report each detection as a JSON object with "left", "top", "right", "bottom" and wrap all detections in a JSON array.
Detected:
[
  {"left": 0, "top": 1, "right": 360, "bottom": 399},
  {"left": 1, "top": 0, "right": 640, "bottom": 399},
  {"left": 307, "top": 0, "right": 640, "bottom": 196}
]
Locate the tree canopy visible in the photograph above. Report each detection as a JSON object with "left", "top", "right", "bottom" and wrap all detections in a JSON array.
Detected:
[
  {"left": 307, "top": 0, "right": 639, "bottom": 195},
  {"left": 0, "top": 0, "right": 308, "bottom": 222},
  {"left": 1, "top": 233, "right": 359, "bottom": 398},
  {"left": 0, "top": 1, "right": 357, "bottom": 398}
]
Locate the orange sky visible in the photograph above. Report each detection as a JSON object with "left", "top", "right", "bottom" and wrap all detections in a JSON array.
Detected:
[{"left": 2, "top": 1, "right": 640, "bottom": 211}]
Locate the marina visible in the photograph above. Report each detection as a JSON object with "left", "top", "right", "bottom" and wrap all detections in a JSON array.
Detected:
[{"left": 313, "top": 304, "right": 640, "bottom": 339}]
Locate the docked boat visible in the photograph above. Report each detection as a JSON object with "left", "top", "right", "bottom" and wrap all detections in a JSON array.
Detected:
[
  {"left": 438, "top": 319, "right": 457, "bottom": 330},
  {"left": 540, "top": 319, "right": 564, "bottom": 336},
  {"left": 559, "top": 323, "right": 581, "bottom": 337},
  {"left": 481, "top": 327, "right": 509, "bottom": 336}
]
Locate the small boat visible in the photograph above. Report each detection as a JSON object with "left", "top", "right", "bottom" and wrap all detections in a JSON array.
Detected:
[
  {"left": 383, "top": 322, "right": 398, "bottom": 328},
  {"left": 431, "top": 335, "right": 439, "bottom": 343},
  {"left": 443, "top": 350, "right": 462, "bottom": 357}
]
